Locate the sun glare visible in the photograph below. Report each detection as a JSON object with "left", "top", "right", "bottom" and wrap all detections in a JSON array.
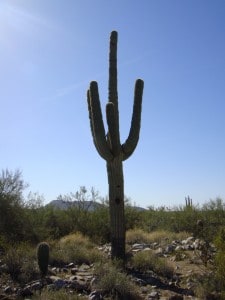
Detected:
[{"left": 0, "top": 2, "right": 51, "bottom": 50}]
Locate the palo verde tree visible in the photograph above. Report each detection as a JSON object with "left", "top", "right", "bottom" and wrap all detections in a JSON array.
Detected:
[
  {"left": 87, "top": 31, "right": 144, "bottom": 260},
  {"left": 0, "top": 169, "right": 28, "bottom": 242}
]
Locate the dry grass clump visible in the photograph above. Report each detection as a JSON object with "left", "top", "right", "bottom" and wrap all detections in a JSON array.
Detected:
[
  {"left": 93, "top": 262, "right": 143, "bottom": 300},
  {"left": 50, "top": 232, "right": 105, "bottom": 266},
  {"left": 146, "top": 230, "right": 189, "bottom": 245},
  {"left": 59, "top": 232, "right": 93, "bottom": 248},
  {"left": 131, "top": 250, "right": 174, "bottom": 278},
  {"left": 126, "top": 228, "right": 151, "bottom": 244},
  {"left": 126, "top": 229, "right": 189, "bottom": 246}
]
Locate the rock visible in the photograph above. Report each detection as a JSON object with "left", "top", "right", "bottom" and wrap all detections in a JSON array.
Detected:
[
  {"left": 152, "top": 242, "right": 159, "bottom": 249},
  {"left": 155, "top": 247, "right": 163, "bottom": 256},
  {"left": 66, "top": 262, "right": 75, "bottom": 268},
  {"left": 3, "top": 287, "right": 12, "bottom": 294},
  {"left": 30, "top": 281, "right": 42, "bottom": 291},
  {"left": 175, "top": 245, "right": 183, "bottom": 251},
  {"left": 71, "top": 267, "right": 78, "bottom": 274},
  {"left": 168, "top": 295, "right": 183, "bottom": 300},
  {"left": 147, "top": 291, "right": 160, "bottom": 299},
  {"left": 49, "top": 276, "right": 67, "bottom": 289},
  {"left": 141, "top": 286, "right": 149, "bottom": 294},
  {"left": 89, "top": 290, "right": 103, "bottom": 300},
  {"left": 165, "top": 244, "right": 175, "bottom": 254},
  {"left": 79, "top": 264, "right": 91, "bottom": 271},
  {"left": 17, "top": 286, "right": 33, "bottom": 297}
]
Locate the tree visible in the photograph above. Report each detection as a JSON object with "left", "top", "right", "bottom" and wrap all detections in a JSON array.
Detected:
[{"left": 0, "top": 169, "right": 28, "bottom": 242}]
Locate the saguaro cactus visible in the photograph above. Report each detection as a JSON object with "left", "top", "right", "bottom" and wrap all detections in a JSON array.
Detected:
[{"left": 87, "top": 31, "right": 144, "bottom": 260}]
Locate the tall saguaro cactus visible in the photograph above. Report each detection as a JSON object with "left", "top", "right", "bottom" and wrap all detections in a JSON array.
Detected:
[{"left": 87, "top": 31, "right": 144, "bottom": 260}]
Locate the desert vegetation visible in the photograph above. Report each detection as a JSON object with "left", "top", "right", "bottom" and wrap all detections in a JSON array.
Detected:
[{"left": 1, "top": 169, "right": 225, "bottom": 299}]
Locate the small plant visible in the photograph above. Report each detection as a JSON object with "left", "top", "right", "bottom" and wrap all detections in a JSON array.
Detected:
[
  {"left": 93, "top": 262, "right": 142, "bottom": 299},
  {"left": 194, "top": 272, "right": 220, "bottom": 299},
  {"left": 37, "top": 242, "right": 49, "bottom": 277},
  {"left": 131, "top": 250, "right": 174, "bottom": 278},
  {"left": 4, "top": 247, "right": 23, "bottom": 280},
  {"left": 32, "top": 288, "right": 87, "bottom": 300}
]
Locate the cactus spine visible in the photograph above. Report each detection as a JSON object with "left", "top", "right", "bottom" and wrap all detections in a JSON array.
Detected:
[
  {"left": 87, "top": 31, "right": 144, "bottom": 260},
  {"left": 37, "top": 242, "right": 49, "bottom": 277}
]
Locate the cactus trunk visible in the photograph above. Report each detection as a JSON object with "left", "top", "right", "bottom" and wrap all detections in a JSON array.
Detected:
[{"left": 107, "top": 156, "right": 125, "bottom": 259}]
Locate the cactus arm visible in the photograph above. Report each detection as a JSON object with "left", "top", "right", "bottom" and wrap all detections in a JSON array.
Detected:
[
  {"left": 108, "top": 31, "right": 120, "bottom": 136},
  {"left": 106, "top": 102, "right": 121, "bottom": 156},
  {"left": 87, "top": 81, "right": 113, "bottom": 161},
  {"left": 87, "top": 90, "right": 98, "bottom": 150},
  {"left": 122, "top": 79, "right": 144, "bottom": 161},
  {"left": 109, "top": 31, "right": 118, "bottom": 108}
]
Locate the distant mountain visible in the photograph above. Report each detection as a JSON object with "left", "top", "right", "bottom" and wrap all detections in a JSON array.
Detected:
[
  {"left": 131, "top": 206, "right": 146, "bottom": 212},
  {"left": 46, "top": 199, "right": 146, "bottom": 211}
]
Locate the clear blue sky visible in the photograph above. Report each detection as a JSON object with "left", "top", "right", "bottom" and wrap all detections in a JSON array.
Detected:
[{"left": 1, "top": 0, "right": 225, "bottom": 208}]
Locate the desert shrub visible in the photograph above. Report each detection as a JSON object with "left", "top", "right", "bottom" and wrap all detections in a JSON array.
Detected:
[
  {"left": 59, "top": 232, "right": 93, "bottom": 248},
  {"left": 4, "top": 243, "right": 38, "bottom": 282},
  {"left": 126, "top": 229, "right": 189, "bottom": 248},
  {"left": 194, "top": 273, "right": 221, "bottom": 299},
  {"left": 131, "top": 250, "right": 174, "bottom": 278},
  {"left": 125, "top": 206, "right": 143, "bottom": 230},
  {"left": 148, "top": 230, "right": 190, "bottom": 245},
  {"left": 126, "top": 228, "right": 151, "bottom": 245},
  {"left": 4, "top": 247, "right": 23, "bottom": 280},
  {"left": 0, "top": 235, "right": 10, "bottom": 254},
  {"left": 93, "top": 262, "right": 142, "bottom": 299},
  {"left": 214, "top": 227, "right": 225, "bottom": 293},
  {"left": 81, "top": 207, "right": 110, "bottom": 243},
  {"left": 50, "top": 233, "right": 104, "bottom": 266}
]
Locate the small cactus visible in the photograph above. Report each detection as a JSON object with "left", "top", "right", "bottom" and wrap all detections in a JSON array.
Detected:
[{"left": 37, "top": 242, "right": 49, "bottom": 277}]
